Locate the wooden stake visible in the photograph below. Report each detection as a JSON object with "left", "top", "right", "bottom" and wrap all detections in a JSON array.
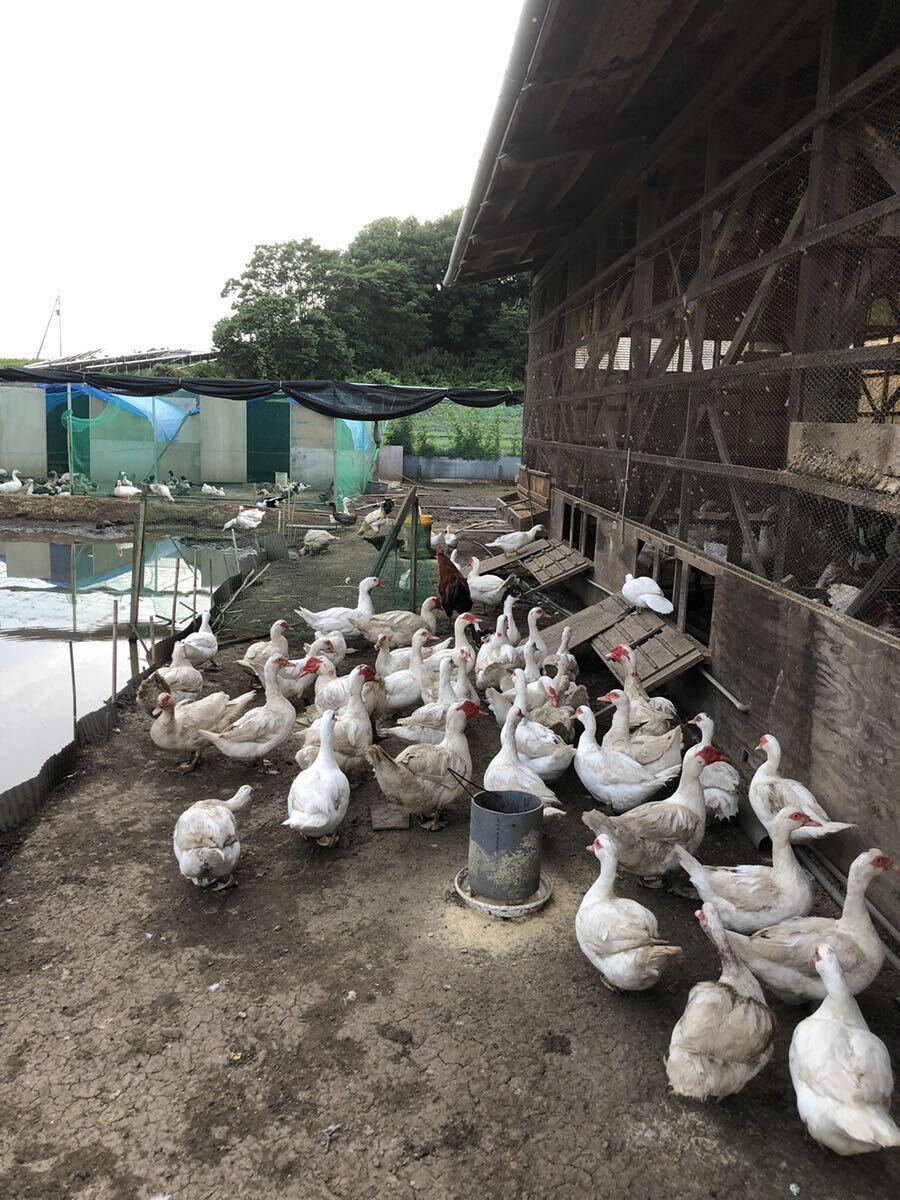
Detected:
[
  {"left": 192, "top": 549, "right": 198, "bottom": 619},
  {"left": 231, "top": 529, "right": 241, "bottom": 575},
  {"left": 111, "top": 599, "right": 119, "bottom": 730},
  {"left": 68, "top": 641, "right": 77, "bottom": 743},
  {"left": 171, "top": 556, "right": 180, "bottom": 629},
  {"left": 128, "top": 492, "right": 148, "bottom": 639},
  {"left": 149, "top": 613, "right": 156, "bottom": 664}
]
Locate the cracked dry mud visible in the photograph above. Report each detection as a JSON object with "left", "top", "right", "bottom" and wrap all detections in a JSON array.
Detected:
[{"left": 2, "top": 638, "right": 899, "bottom": 1198}]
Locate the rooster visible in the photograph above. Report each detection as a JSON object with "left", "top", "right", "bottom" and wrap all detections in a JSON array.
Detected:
[{"left": 436, "top": 548, "right": 471, "bottom": 622}]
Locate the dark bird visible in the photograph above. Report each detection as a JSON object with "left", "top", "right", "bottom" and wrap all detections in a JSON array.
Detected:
[
  {"left": 329, "top": 500, "right": 358, "bottom": 527},
  {"left": 436, "top": 547, "right": 471, "bottom": 622}
]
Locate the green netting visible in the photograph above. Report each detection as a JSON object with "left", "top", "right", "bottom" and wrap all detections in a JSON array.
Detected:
[
  {"left": 369, "top": 511, "right": 438, "bottom": 612},
  {"left": 335, "top": 418, "right": 379, "bottom": 503}
]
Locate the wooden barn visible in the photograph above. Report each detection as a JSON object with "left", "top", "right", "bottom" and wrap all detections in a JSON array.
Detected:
[{"left": 446, "top": 0, "right": 900, "bottom": 924}]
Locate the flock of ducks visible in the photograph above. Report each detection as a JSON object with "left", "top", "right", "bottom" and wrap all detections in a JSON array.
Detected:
[{"left": 147, "top": 539, "right": 898, "bottom": 1157}]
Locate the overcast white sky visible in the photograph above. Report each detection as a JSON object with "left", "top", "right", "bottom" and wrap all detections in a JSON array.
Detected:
[{"left": 1, "top": 0, "right": 521, "bottom": 359}]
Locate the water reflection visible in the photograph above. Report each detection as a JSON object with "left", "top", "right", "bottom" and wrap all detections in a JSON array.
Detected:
[{"left": 0, "top": 535, "right": 232, "bottom": 793}]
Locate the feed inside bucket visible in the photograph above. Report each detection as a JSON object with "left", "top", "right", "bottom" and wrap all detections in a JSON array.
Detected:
[{"left": 466, "top": 790, "right": 543, "bottom": 905}]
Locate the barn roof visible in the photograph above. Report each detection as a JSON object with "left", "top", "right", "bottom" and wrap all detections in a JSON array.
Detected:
[{"left": 444, "top": 0, "right": 809, "bottom": 286}]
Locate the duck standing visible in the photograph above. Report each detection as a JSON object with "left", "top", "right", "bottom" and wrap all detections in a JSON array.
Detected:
[
  {"left": 790, "top": 943, "right": 900, "bottom": 1155},
  {"left": 574, "top": 704, "right": 681, "bottom": 811},
  {"left": 666, "top": 904, "right": 775, "bottom": 1099},
  {"left": 198, "top": 655, "right": 295, "bottom": 765},
  {"left": 284, "top": 711, "right": 351, "bottom": 846},
  {"left": 173, "top": 785, "right": 253, "bottom": 887},
  {"left": 295, "top": 576, "right": 383, "bottom": 638},
  {"left": 237, "top": 619, "right": 290, "bottom": 683},
  {"left": 150, "top": 689, "right": 257, "bottom": 772},
  {"left": 576, "top": 834, "right": 682, "bottom": 991},
  {"left": 295, "top": 666, "right": 374, "bottom": 772},
  {"left": 750, "top": 734, "right": 854, "bottom": 839},
  {"left": 483, "top": 708, "right": 565, "bottom": 817}
]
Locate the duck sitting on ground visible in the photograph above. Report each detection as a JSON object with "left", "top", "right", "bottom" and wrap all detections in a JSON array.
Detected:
[
  {"left": 576, "top": 834, "right": 682, "bottom": 991},
  {"left": 301, "top": 528, "right": 338, "bottom": 556},
  {"left": 173, "top": 786, "right": 253, "bottom": 887},
  {"left": 666, "top": 904, "right": 775, "bottom": 1099},
  {"left": 198, "top": 655, "right": 295, "bottom": 765},
  {"left": 484, "top": 525, "right": 546, "bottom": 555},
  {"left": 724, "top": 850, "right": 894, "bottom": 1004},
  {"left": 673, "top": 808, "right": 821, "bottom": 933},
  {"left": 284, "top": 711, "right": 350, "bottom": 846},
  {"left": 789, "top": 943, "right": 900, "bottom": 1155}
]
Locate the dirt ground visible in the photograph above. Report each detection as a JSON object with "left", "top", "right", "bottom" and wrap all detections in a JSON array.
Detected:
[{"left": 1, "top": 498, "right": 899, "bottom": 1200}]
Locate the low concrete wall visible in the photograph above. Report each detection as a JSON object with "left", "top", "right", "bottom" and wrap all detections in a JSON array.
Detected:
[
  {"left": 0, "top": 386, "right": 47, "bottom": 477},
  {"left": 788, "top": 420, "right": 900, "bottom": 475},
  {"left": 375, "top": 445, "right": 403, "bottom": 482},
  {"left": 405, "top": 455, "right": 519, "bottom": 482}
]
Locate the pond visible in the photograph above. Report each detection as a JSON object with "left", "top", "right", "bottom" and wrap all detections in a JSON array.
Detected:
[{"left": 0, "top": 535, "right": 240, "bottom": 795}]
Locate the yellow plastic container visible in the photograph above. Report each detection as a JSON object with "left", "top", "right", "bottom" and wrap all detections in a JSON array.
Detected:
[{"left": 405, "top": 512, "right": 433, "bottom": 534}]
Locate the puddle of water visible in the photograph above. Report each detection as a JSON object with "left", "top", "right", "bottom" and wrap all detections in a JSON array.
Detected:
[{"left": 0, "top": 536, "right": 241, "bottom": 794}]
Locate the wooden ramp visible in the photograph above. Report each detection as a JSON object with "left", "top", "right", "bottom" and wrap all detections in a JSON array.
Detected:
[
  {"left": 479, "top": 539, "right": 551, "bottom": 573},
  {"left": 479, "top": 538, "right": 592, "bottom": 590},
  {"left": 542, "top": 594, "right": 707, "bottom": 692}
]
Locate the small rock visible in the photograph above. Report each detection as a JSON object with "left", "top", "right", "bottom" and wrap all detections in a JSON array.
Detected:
[{"left": 208, "top": 982, "right": 222, "bottom": 993}]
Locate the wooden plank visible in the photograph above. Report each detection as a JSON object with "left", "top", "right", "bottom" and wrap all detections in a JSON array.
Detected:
[
  {"left": 478, "top": 539, "right": 551, "bottom": 573},
  {"left": 844, "top": 548, "right": 900, "bottom": 618},
  {"left": 644, "top": 648, "right": 705, "bottom": 690},
  {"left": 541, "top": 596, "right": 626, "bottom": 653}
]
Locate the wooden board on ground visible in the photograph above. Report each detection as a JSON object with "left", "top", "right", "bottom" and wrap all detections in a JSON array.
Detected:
[
  {"left": 369, "top": 803, "right": 411, "bottom": 831},
  {"left": 478, "top": 539, "right": 551, "bottom": 573}
]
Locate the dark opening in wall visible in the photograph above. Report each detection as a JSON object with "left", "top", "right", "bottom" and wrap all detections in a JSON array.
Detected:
[
  {"left": 562, "top": 502, "right": 572, "bottom": 543},
  {"left": 681, "top": 563, "right": 715, "bottom": 647},
  {"left": 583, "top": 513, "right": 597, "bottom": 562},
  {"left": 571, "top": 506, "right": 583, "bottom": 550}
]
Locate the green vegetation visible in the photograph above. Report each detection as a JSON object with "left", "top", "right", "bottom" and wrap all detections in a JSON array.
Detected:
[
  {"left": 212, "top": 211, "right": 528, "bottom": 389},
  {"left": 384, "top": 401, "right": 521, "bottom": 459}
]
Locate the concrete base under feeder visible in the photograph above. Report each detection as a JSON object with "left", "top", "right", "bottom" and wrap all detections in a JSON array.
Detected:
[{"left": 453, "top": 867, "right": 553, "bottom": 920}]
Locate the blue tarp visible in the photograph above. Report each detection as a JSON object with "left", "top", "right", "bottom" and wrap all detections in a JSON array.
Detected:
[{"left": 45, "top": 384, "right": 198, "bottom": 444}]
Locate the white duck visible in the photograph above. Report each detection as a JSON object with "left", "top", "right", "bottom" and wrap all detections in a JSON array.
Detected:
[
  {"left": 516, "top": 606, "right": 550, "bottom": 666},
  {"left": 542, "top": 624, "right": 577, "bottom": 680},
  {"left": 483, "top": 709, "right": 565, "bottom": 817},
  {"left": 223, "top": 506, "right": 264, "bottom": 532},
  {"left": 503, "top": 670, "right": 575, "bottom": 781},
  {"left": 275, "top": 640, "right": 336, "bottom": 704},
  {"left": 201, "top": 482, "right": 226, "bottom": 496},
  {"left": 574, "top": 705, "right": 681, "bottom": 812},
  {"left": 474, "top": 615, "right": 518, "bottom": 691},
  {"left": 790, "top": 943, "right": 900, "bottom": 1155},
  {"left": 295, "top": 667, "right": 373, "bottom": 772},
  {"left": 604, "top": 644, "right": 679, "bottom": 731},
  {"left": 304, "top": 630, "right": 347, "bottom": 667},
  {"left": 466, "top": 556, "right": 509, "bottom": 607},
  {"left": 366, "top": 700, "right": 484, "bottom": 830},
  {"left": 501, "top": 593, "right": 521, "bottom": 645},
  {"left": 137, "top": 640, "right": 203, "bottom": 709},
  {"left": 182, "top": 611, "right": 218, "bottom": 668},
  {"left": 687, "top": 712, "right": 741, "bottom": 819},
  {"left": 150, "top": 689, "right": 256, "bottom": 772},
  {"left": 484, "top": 524, "right": 546, "bottom": 555},
  {"left": 295, "top": 575, "right": 383, "bottom": 638},
  {"left": 581, "top": 744, "right": 727, "bottom": 882},
  {"left": 357, "top": 500, "right": 392, "bottom": 537},
  {"left": 284, "top": 711, "right": 350, "bottom": 846},
  {"left": 198, "top": 654, "right": 295, "bottom": 763},
  {"left": 674, "top": 808, "right": 821, "bottom": 933},
  {"left": 750, "top": 734, "right": 855, "bottom": 841},
  {"left": 149, "top": 480, "right": 175, "bottom": 503},
  {"left": 349, "top": 595, "right": 441, "bottom": 649},
  {"left": 599, "top": 688, "right": 682, "bottom": 772},
  {"left": 666, "top": 904, "right": 775, "bottom": 1099},
  {"left": 380, "top": 629, "right": 432, "bottom": 714},
  {"left": 173, "top": 786, "right": 253, "bottom": 886},
  {"left": 308, "top": 658, "right": 384, "bottom": 716},
  {"left": 621, "top": 572, "right": 674, "bottom": 614},
  {"left": 724, "top": 850, "right": 894, "bottom": 1004},
  {"left": 237, "top": 619, "right": 290, "bottom": 682},
  {"left": 576, "top": 834, "right": 682, "bottom": 991},
  {"left": 0, "top": 469, "right": 23, "bottom": 494},
  {"left": 381, "top": 657, "right": 462, "bottom": 746},
  {"left": 114, "top": 477, "right": 142, "bottom": 499},
  {"left": 301, "top": 528, "right": 338, "bottom": 556}
]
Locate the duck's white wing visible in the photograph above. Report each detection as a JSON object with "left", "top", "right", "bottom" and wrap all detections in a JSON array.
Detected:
[
  {"left": 618, "top": 799, "right": 700, "bottom": 844},
  {"left": 396, "top": 743, "right": 452, "bottom": 784},
  {"left": 792, "top": 1019, "right": 894, "bottom": 1106},
  {"left": 595, "top": 749, "right": 668, "bottom": 785}
]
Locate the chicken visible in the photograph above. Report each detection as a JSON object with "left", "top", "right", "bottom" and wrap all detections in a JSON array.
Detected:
[{"left": 436, "top": 548, "right": 472, "bottom": 622}]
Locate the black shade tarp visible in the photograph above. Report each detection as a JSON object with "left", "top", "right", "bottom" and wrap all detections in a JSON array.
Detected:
[{"left": 0, "top": 368, "right": 521, "bottom": 420}]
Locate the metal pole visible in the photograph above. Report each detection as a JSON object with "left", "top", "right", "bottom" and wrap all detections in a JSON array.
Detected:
[
  {"left": 192, "top": 549, "right": 198, "bottom": 619},
  {"left": 110, "top": 599, "right": 119, "bottom": 731},
  {"left": 409, "top": 499, "right": 419, "bottom": 613},
  {"left": 171, "top": 556, "right": 180, "bottom": 628},
  {"left": 65, "top": 382, "right": 74, "bottom": 488},
  {"left": 68, "top": 641, "right": 77, "bottom": 743},
  {"left": 128, "top": 492, "right": 148, "bottom": 639}
]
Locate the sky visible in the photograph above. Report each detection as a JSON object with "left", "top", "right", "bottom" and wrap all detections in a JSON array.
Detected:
[{"left": 1, "top": 0, "right": 522, "bottom": 360}]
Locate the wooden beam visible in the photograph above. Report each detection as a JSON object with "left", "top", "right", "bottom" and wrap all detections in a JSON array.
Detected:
[
  {"left": 500, "top": 132, "right": 641, "bottom": 168},
  {"left": 856, "top": 118, "right": 900, "bottom": 194},
  {"left": 844, "top": 548, "right": 900, "bottom": 619}
]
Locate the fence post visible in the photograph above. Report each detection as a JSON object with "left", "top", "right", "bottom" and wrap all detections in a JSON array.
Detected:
[{"left": 128, "top": 492, "right": 148, "bottom": 639}]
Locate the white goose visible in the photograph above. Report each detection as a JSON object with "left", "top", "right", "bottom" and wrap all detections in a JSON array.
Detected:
[
  {"left": 198, "top": 654, "right": 295, "bottom": 763},
  {"left": 0, "top": 468, "right": 23, "bottom": 494},
  {"left": 576, "top": 834, "right": 682, "bottom": 991},
  {"left": 790, "top": 943, "right": 900, "bottom": 1155},
  {"left": 295, "top": 576, "right": 383, "bottom": 638},
  {"left": 666, "top": 904, "right": 775, "bottom": 1099},
  {"left": 483, "top": 708, "right": 565, "bottom": 817},
  {"left": 114, "top": 477, "right": 142, "bottom": 499},
  {"left": 284, "top": 711, "right": 350, "bottom": 846},
  {"left": 173, "top": 786, "right": 253, "bottom": 886},
  {"left": 750, "top": 734, "right": 855, "bottom": 840},
  {"left": 574, "top": 705, "right": 681, "bottom": 811}
]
